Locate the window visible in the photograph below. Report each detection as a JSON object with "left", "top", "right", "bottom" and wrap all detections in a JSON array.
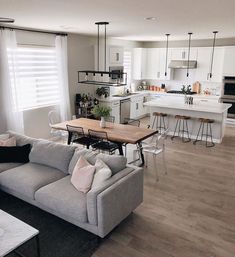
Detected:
[
  {"left": 123, "top": 50, "right": 132, "bottom": 89},
  {"left": 8, "top": 46, "right": 60, "bottom": 110}
]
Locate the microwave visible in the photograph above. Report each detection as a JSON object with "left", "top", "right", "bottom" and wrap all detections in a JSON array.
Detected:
[{"left": 109, "top": 66, "right": 124, "bottom": 80}]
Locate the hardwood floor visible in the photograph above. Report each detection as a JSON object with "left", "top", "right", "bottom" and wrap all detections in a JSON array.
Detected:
[{"left": 93, "top": 119, "right": 235, "bottom": 257}]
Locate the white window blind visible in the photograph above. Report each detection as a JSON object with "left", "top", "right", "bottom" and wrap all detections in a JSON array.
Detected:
[
  {"left": 123, "top": 50, "right": 132, "bottom": 89},
  {"left": 8, "top": 46, "right": 60, "bottom": 110}
]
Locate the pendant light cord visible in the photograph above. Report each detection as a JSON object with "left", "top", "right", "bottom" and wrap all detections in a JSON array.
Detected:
[
  {"left": 210, "top": 31, "right": 218, "bottom": 79},
  {"left": 165, "top": 34, "right": 170, "bottom": 77},
  {"left": 97, "top": 24, "right": 100, "bottom": 71},
  {"left": 187, "top": 32, "right": 193, "bottom": 77},
  {"left": 104, "top": 23, "right": 107, "bottom": 71}
]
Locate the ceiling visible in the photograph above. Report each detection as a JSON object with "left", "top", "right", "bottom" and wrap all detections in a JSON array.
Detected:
[{"left": 1, "top": 0, "right": 235, "bottom": 41}]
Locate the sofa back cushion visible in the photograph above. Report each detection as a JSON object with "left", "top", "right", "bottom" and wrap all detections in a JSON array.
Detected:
[
  {"left": 29, "top": 140, "right": 76, "bottom": 174},
  {"left": 8, "top": 131, "right": 38, "bottom": 147},
  {"left": 68, "top": 148, "right": 127, "bottom": 175}
]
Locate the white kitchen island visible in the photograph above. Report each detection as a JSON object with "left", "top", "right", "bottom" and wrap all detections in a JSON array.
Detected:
[{"left": 144, "top": 100, "right": 232, "bottom": 143}]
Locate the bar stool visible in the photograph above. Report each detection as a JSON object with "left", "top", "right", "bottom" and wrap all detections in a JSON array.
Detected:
[
  {"left": 152, "top": 112, "right": 167, "bottom": 133},
  {"left": 193, "top": 118, "right": 215, "bottom": 147},
  {"left": 171, "top": 115, "right": 191, "bottom": 142}
]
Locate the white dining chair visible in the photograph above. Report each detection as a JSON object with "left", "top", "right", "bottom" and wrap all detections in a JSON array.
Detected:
[
  {"left": 48, "top": 110, "right": 67, "bottom": 142},
  {"left": 133, "top": 129, "right": 168, "bottom": 181}
]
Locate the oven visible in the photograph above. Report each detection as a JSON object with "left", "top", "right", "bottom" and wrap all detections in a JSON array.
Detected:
[
  {"left": 221, "top": 76, "right": 235, "bottom": 118},
  {"left": 220, "top": 98, "right": 235, "bottom": 118},
  {"left": 222, "top": 76, "right": 235, "bottom": 99}
]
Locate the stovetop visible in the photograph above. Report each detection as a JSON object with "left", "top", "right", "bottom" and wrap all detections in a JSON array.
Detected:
[{"left": 167, "top": 90, "right": 197, "bottom": 95}]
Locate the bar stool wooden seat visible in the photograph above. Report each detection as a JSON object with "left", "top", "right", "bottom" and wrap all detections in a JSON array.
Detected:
[
  {"left": 171, "top": 115, "right": 191, "bottom": 142},
  {"left": 193, "top": 118, "right": 215, "bottom": 147},
  {"left": 152, "top": 112, "right": 168, "bottom": 133}
]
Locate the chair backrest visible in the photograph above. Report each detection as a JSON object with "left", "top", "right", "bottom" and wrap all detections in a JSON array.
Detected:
[
  {"left": 105, "top": 116, "right": 115, "bottom": 123},
  {"left": 88, "top": 129, "right": 108, "bottom": 141},
  {"left": 124, "top": 118, "right": 140, "bottom": 127},
  {"left": 48, "top": 110, "right": 61, "bottom": 127},
  {"left": 66, "top": 125, "right": 85, "bottom": 137}
]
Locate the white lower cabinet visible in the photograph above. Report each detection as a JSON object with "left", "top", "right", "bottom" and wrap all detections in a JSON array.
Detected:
[{"left": 130, "top": 95, "right": 147, "bottom": 119}]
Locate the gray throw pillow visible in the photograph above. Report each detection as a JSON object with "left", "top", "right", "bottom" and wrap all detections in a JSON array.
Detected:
[
  {"left": 29, "top": 140, "right": 76, "bottom": 174},
  {"left": 68, "top": 149, "right": 98, "bottom": 174},
  {"left": 96, "top": 153, "right": 127, "bottom": 175}
]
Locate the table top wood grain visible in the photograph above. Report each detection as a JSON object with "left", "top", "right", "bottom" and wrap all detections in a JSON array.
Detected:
[{"left": 52, "top": 118, "right": 157, "bottom": 144}]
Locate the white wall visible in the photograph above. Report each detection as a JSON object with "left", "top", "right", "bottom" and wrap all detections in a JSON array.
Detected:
[{"left": 67, "top": 33, "right": 96, "bottom": 114}]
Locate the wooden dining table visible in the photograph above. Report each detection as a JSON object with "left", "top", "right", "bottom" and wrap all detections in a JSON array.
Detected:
[{"left": 52, "top": 118, "right": 158, "bottom": 165}]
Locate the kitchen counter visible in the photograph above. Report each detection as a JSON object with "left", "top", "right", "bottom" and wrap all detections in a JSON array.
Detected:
[
  {"left": 98, "top": 91, "right": 148, "bottom": 102},
  {"left": 144, "top": 100, "right": 231, "bottom": 143},
  {"left": 144, "top": 100, "right": 231, "bottom": 114}
]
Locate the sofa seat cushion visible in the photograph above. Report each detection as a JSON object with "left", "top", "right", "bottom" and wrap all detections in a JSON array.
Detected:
[
  {"left": 0, "top": 163, "right": 66, "bottom": 199},
  {"left": 35, "top": 176, "right": 88, "bottom": 223},
  {"left": 0, "top": 163, "right": 23, "bottom": 173}
]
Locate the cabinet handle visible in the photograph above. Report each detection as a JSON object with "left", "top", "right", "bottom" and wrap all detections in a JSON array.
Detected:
[
  {"left": 116, "top": 53, "right": 119, "bottom": 61},
  {"left": 136, "top": 103, "right": 139, "bottom": 110},
  {"left": 182, "top": 51, "right": 186, "bottom": 59}
]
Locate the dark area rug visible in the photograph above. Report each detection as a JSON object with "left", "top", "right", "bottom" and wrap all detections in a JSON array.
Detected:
[{"left": 0, "top": 191, "right": 103, "bottom": 257}]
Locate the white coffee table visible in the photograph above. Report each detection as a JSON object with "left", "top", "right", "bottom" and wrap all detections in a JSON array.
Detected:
[{"left": 0, "top": 209, "right": 41, "bottom": 257}]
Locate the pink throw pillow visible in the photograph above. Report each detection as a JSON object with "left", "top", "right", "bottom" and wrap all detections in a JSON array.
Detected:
[
  {"left": 0, "top": 137, "right": 16, "bottom": 147},
  {"left": 71, "top": 156, "right": 96, "bottom": 193}
]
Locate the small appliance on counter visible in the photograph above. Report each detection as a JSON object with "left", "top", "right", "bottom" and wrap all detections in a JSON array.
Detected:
[{"left": 192, "top": 81, "right": 201, "bottom": 94}]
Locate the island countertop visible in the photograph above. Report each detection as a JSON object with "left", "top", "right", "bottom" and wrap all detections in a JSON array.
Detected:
[{"left": 144, "top": 100, "right": 232, "bottom": 114}]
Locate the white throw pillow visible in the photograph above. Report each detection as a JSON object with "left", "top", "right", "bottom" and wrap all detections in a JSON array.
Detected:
[{"left": 91, "top": 158, "right": 112, "bottom": 189}]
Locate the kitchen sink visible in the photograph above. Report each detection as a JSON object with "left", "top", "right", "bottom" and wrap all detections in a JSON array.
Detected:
[{"left": 112, "top": 93, "right": 139, "bottom": 97}]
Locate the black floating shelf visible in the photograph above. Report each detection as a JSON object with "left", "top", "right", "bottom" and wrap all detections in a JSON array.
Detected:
[{"left": 78, "top": 70, "right": 127, "bottom": 87}]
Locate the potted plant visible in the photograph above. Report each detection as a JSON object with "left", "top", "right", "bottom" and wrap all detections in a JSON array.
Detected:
[
  {"left": 96, "top": 87, "right": 109, "bottom": 98},
  {"left": 92, "top": 105, "right": 111, "bottom": 128}
]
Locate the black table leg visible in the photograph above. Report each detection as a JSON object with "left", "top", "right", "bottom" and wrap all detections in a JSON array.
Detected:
[
  {"left": 36, "top": 235, "right": 41, "bottom": 257},
  {"left": 117, "top": 142, "right": 124, "bottom": 155}
]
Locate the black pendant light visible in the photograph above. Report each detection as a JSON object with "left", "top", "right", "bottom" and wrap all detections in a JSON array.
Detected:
[
  {"left": 78, "top": 22, "right": 127, "bottom": 86},
  {"left": 209, "top": 31, "right": 218, "bottom": 79},
  {"left": 0, "top": 17, "right": 15, "bottom": 23},
  {"left": 95, "top": 21, "right": 109, "bottom": 71},
  {"left": 186, "top": 32, "right": 193, "bottom": 77},
  {"left": 164, "top": 34, "right": 170, "bottom": 77}
]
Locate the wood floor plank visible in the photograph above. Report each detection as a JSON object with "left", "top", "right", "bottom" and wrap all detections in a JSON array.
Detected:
[{"left": 92, "top": 120, "right": 235, "bottom": 257}]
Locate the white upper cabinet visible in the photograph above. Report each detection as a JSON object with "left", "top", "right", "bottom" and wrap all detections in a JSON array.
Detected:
[
  {"left": 109, "top": 46, "right": 124, "bottom": 66},
  {"left": 171, "top": 48, "right": 198, "bottom": 60},
  {"left": 195, "top": 47, "right": 224, "bottom": 82},
  {"left": 194, "top": 48, "right": 211, "bottom": 81},
  {"left": 136, "top": 48, "right": 172, "bottom": 80},
  {"left": 132, "top": 48, "right": 144, "bottom": 80},
  {"left": 223, "top": 46, "right": 235, "bottom": 76},
  {"left": 142, "top": 48, "right": 160, "bottom": 79},
  {"left": 210, "top": 47, "right": 224, "bottom": 82},
  {"left": 159, "top": 48, "right": 172, "bottom": 80}
]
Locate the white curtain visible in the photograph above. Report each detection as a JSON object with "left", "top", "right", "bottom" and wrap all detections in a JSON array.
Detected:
[
  {"left": 55, "top": 35, "right": 71, "bottom": 121},
  {"left": 0, "top": 29, "right": 24, "bottom": 134}
]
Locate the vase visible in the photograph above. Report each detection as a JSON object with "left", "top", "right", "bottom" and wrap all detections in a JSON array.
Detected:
[{"left": 100, "top": 117, "right": 106, "bottom": 128}]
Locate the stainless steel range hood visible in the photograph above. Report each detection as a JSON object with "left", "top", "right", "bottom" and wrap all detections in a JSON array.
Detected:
[{"left": 168, "top": 60, "right": 197, "bottom": 69}]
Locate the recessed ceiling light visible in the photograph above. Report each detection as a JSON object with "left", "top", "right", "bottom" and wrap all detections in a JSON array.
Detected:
[{"left": 145, "top": 17, "right": 157, "bottom": 21}]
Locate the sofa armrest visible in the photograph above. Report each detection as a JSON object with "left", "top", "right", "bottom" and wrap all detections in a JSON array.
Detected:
[
  {"left": 96, "top": 167, "right": 143, "bottom": 238},
  {"left": 87, "top": 167, "right": 135, "bottom": 225}
]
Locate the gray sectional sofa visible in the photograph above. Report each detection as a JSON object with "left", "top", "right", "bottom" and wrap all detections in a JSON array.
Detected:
[{"left": 0, "top": 132, "right": 143, "bottom": 238}]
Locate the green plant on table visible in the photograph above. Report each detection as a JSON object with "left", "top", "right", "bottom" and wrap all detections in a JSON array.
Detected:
[{"left": 92, "top": 105, "right": 111, "bottom": 119}]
